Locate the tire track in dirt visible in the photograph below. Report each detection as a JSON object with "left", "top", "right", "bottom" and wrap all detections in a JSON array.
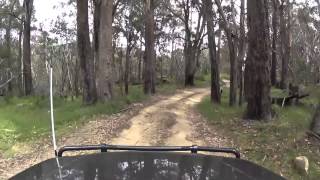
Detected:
[{"left": 110, "top": 88, "right": 210, "bottom": 146}]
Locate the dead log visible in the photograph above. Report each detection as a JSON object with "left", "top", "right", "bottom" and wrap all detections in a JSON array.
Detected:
[
  {"left": 272, "top": 94, "right": 309, "bottom": 106},
  {"left": 306, "top": 130, "right": 320, "bottom": 141}
]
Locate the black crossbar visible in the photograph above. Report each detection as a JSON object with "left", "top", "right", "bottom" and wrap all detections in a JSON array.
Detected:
[{"left": 57, "top": 144, "right": 240, "bottom": 158}]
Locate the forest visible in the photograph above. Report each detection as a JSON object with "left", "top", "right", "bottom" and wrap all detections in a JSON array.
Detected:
[{"left": 0, "top": 0, "right": 320, "bottom": 179}]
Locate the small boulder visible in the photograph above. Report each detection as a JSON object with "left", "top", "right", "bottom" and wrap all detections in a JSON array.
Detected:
[{"left": 293, "top": 156, "right": 309, "bottom": 175}]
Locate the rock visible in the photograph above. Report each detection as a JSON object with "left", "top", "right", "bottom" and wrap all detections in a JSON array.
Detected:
[{"left": 293, "top": 156, "right": 309, "bottom": 175}]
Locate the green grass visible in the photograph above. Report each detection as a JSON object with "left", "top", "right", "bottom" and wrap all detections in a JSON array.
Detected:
[
  {"left": 271, "top": 87, "right": 288, "bottom": 97},
  {"left": 302, "top": 86, "right": 320, "bottom": 106},
  {"left": 195, "top": 74, "right": 211, "bottom": 87},
  {"left": 198, "top": 86, "right": 320, "bottom": 179},
  {"left": 0, "top": 85, "right": 148, "bottom": 156},
  {"left": 157, "top": 83, "right": 180, "bottom": 95},
  {"left": 220, "top": 73, "right": 230, "bottom": 80}
]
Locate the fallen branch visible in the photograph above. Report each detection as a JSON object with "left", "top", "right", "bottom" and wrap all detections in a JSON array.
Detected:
[
  {"left": 306, "top": 130, "right": 320, "bottom": 141},
  {"left": 0, "top": 76, "right": 15, "bottom": 89},
  {"left": 272, "top": 93, "right": 310, "bottom": 106},
  {"left": 117, "top": 107, "right": 132, "bottom": 113}
]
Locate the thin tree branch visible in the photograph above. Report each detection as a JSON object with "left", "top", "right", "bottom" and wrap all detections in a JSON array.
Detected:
[
  {"left": 1, "top": 11, "right": 24, "bottom": 23},
  {"left": 0, "top": 75, "right": 15, "bottom": 89},
  {"left": 214, "top": 0, "right": 231, "bottom": 36},
  {"left": 112, "top": 0, "right": 121, "bottom": 18},
  {"left": 162, "top": 2, "right": 186, "bottom": 24}
]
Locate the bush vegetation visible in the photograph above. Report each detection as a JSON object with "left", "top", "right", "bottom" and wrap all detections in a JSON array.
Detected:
[{"left": 198, "top": 86, "right": 320, "bottom": 179}]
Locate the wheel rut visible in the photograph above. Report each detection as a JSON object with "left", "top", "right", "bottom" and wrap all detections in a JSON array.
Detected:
[{"left": 110, "top": 88, "right": 210, "bottom": 146}]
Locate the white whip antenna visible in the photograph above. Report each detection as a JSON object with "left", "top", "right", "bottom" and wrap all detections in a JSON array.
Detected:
[{"left": 49, "top": 64, "right": 58, "bottom": 156}]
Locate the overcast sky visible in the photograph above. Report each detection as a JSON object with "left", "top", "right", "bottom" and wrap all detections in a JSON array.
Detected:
[
  {"left": 33, "top": 0, "right": 309, "bottom": 30},
  {"left": 31, "top": 0, "right": 310, "bottom": 48},
  {"left": 33, "top": 0, "right": 71, "bottom": 31}
]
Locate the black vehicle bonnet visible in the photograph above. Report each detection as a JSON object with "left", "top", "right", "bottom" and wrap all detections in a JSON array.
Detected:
[{"left": 11, "top": 151, "right": 285, "bottom": 180}]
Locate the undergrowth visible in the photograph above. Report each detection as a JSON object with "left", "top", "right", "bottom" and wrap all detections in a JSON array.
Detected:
[{"left": 198, "top": 86, "right": 320, "bottom": 179}]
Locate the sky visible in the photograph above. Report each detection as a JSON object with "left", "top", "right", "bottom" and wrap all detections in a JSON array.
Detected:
[
  {"left": 32, "top": 0, "right": 309, "bottom": 31},
  {"left": 34, "top": 0, "right": 58, "bottom": 25},
  {"left": 33, "top": 0, "right": 72, "bottom": 32},
  {"left": 30, "top": 0, "right": 310, "bottom": 48}
]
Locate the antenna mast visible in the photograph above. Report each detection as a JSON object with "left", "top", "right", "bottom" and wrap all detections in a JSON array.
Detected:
[{"left": 49, "top": 64, "right": 58, "bottom": 156}]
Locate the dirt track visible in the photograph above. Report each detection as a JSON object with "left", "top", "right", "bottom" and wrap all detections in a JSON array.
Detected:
[
  {"left": 0, "top": 88, "right": 228, "bottom": 179},
  {"left": 111, "top": 88, "right": 208, "bottom": 146}
]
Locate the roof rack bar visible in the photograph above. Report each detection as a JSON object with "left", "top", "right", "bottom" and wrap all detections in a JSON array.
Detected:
[{"left": 57, "top": 144, "right": 240, "bottom": 159}]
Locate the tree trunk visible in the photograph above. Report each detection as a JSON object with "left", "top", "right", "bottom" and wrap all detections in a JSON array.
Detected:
[
  {"left": 74, "top": 54, "right": 80, "bottom": 97},
  {"left": 159, "top": 57, "right": 163, "bottom": 80},
  {"left": 238, "top": 0, "right": 246, "bottom": 105},
  {"left": 217, "top": 30, "right": 222, "bottom": 68},
  {"left": 138, "top": 36, "right": 143, "bottom": 82},
  {"left": 96, "top": 0, "right": 114, "bottom": 101},
  {"left": 271, "top": 0, "right": 279, "bottom": 86},
  {"left": 215, "top": 0, "right": 237, "bottom": 106},
  {"left": 184, "top": 44, "right": 196, "bottom": 86},
  {"left": 119, "top": 49, "right": 124, "bottom": 95},
  {"left": 181, "top": 1, "right": 205, "bottom": 87},
  {"left": 204, "top": 0, "right": 220, "bottom": 103},
  {"left": 23, "top": 0, "right": 33, "bottom": 95},
  {"left": 93, "top": 0, "right": 101, "bottom": 74},
  {"left": 228, "top": 37, "right": 238, "bottom": 106},
  {"left": 279, "top": 0, "right": 290, "bottom": 90},
  {"left": 18, "top": 27, "right": 23, "bottom": 95},
  {"left": 77, "top": 0, "right": 97, "bottom": 104},
  {"left": 5, "top": 15, "right": 12, "bottom": 93},
  {"left": 144, "top": 0, "right": 156, "bottom": 95},
  {"left": 245, "top": 0, "right": 272, "bottom": 120},
  {"left": 125, "top": 45, "right": 131, "bottom": 95},
  {"left": 183, "top": 2, "right": 195, "bottom": 87},
  {"left": 170, "top": 29, "right": 175, "bottom": 79}
]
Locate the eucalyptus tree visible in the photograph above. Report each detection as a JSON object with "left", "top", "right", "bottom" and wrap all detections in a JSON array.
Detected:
[
  {"left": 77, "top": 0, "right": 97, "bottom": 104},
  {"left": 271, "top": 0, "right": 280, "bottom": 86},
  {"left": 214, "top": 0, "right": 238, "bottom": 106},
  {"left": 144, "top": 0, "right": 156, "bottom": 94},
  {"left": 165, "top": 0, "right": 206, "bottom": 87},
  {"left": 279, "top": 0, "right": 291, "bottom": 89},
  {"left": 238, "top": 0, "right": 246, "bottom": 105},
  {"left": 287, "top": 2, "right": 320, "bottom": 85},
  {"left": 95, "top": 0, "right": 114, "bottom": 101},
  {"left": 204, "top": 0, "right": 220, "bottom": 103},
  {"left": 245, "top": 0, "right": 272, "bottom": 120},
  {"left": 123, "top": 0, "right": 141, "bottom": 94},
  {"left": 22, "top": 0, "right": 33, "bottom": 95}
]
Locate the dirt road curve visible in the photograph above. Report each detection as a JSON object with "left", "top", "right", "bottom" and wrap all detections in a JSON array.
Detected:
[{"left": 0, "top": 88, "right": 228, "bottom": 179}]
